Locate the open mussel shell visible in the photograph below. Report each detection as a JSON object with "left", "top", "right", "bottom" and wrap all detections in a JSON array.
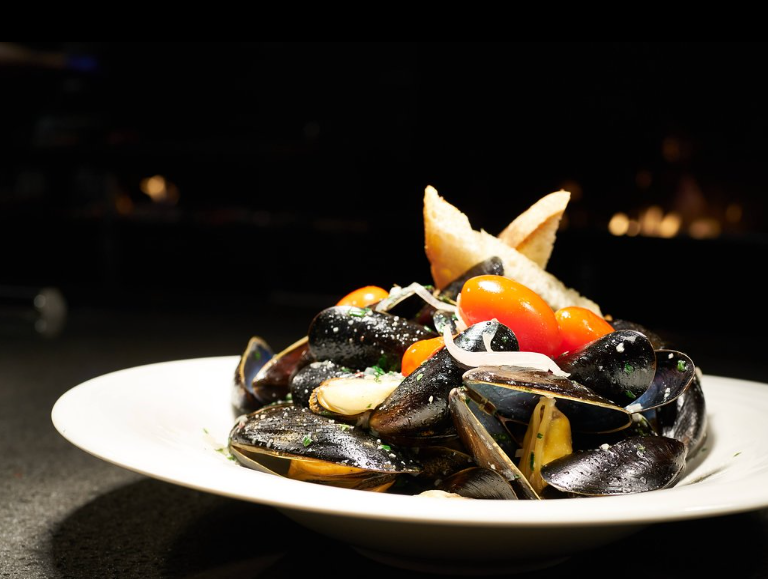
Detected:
[
  {"left": 232, "top": 336, "right": 274, "bottom": 415},
  {"left": 556, "top": 330, "right": 656, "bottom": 406},
  {"left": 367, "top": 320, "right": 519, "bottom": 446},
  {"left": 307, "top": 305, "right": 436, "bottom": 372},
  {"left": 437, "top": 466, "right": 519, "bottom": 500},
  {"left": 650, "top": 369, "right": 707, "bottom": 457},
  {"left": 308, "top": 372, "right": 403, "bottom": 419},
  {"left": 463, "top": 366, "right": 633, "bottom": 434},
  {"left": 229, "top": 404, "right": 421, "bottom": 489},
  {"left": 250, "top": 336, "right": 313, "bottom": 408},
  {"left": 448, "top": 387, "right": 537, "bottom": 500},
  {"left": 540, "top": 435, "right": 687, "bottom": 496},
  {"left": 628, "top": 349, "right": 695, "bottom": 413}
]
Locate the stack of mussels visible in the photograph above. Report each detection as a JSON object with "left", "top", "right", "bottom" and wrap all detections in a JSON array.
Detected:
[{"left": 228, "top": 258, "right": 706, "bottom": 500}]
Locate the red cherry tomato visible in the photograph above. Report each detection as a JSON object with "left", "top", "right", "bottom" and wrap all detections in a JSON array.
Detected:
[
  {"left": 401, "top": 335, "right": 445, "bottom": 377},
  {"left": 457, "top": 275, "right": 561, "bottom": 357},
  {"left": 554, "top": 306, "right": 614, "bottom": 356},
  {"left": 336, "top": 285, "right": 389, "bottom": 308}
]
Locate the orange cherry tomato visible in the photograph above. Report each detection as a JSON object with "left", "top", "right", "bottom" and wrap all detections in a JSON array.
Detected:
[
  {"left": 336, "top": 285, "right": 389, "bottom": 308},
  {"left": 401, "top": 335, "right": 445, "bottom": 377},
  {"left": 457, "top": 275, "right": 561, "bottom": 357},
  {"left": 554, "top": 306, "right": 614, "bottom": 356}
]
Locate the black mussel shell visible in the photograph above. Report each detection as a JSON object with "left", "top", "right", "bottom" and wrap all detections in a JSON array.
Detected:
[
  {"left": 232, "top": 336, "right": 274, "bottom": 415},
  {"left": 437, "top": 466, "right": 518, "bottom": 500},
  {"left": 413, "top": 446, "right": 477, "bottom": 483},
  {"left": 448, "top": 387, "right": 535, "bottom": 499},
  {"left": 540, "top": 435, "right": 687, "bottom": 496},
  {"left": 289, "top": 360, "right": 354, "bottom": 407},
  {"left": 367, "top": 320, "right": 519, "bottom": 446},
  {"left": 556, "top": 330, "right": 656, "bottom": 406},
  {"left": 229, "top": 404, "right": 421, "bottom": 475},
  {"left": 463, "top": 367, "right": 633, "bottom": 434},
  {"left": 250, "top": 337, "right": 313, "bottom": 408},
  {"left": 629, "top": 350, "right": 696, "bottom": 413},
  {"left": 307, "top": 305, "right": 436, "bottom": 372},
  {"left": 651, "top": 369, "right": 707, "bottom": 457}
]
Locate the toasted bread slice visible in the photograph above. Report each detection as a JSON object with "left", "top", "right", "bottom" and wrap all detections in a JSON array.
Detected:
[
  {"left": 423, "top": 186, "right": 602, "bottom": 316},
  {"left": 497, "top": 190, "right": 570, "bottom": 269}
]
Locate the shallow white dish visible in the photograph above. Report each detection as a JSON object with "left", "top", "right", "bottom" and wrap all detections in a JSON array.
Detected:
[{"left": 52, "top": 356, "right": 768, "bottom": 574}]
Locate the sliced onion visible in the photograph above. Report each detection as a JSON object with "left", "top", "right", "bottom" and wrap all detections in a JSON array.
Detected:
[
  {"left": 442, "top": 325, "right": 569, "bottom": 377},
  {"left": 374, "top": 282, "right": 458, "bottom": 314}
]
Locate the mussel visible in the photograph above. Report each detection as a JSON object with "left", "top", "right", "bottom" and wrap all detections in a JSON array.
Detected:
[
  {"left": 307, "top": 305, "right": 436, "bottom": 372},
  {"left": 540, "top": 435, "right": 687, "bottom": 496},
  {"left": 229, "top": 403, "right": 421, "bottom": 491},
  {"left": 232, "top": 336, "right": 274, "bottom": 415},
  {"left": 367, "top": 320, "right": 519, "bottom": 446}
]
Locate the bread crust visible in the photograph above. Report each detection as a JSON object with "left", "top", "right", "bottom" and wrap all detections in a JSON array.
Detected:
[
  {"left": 497, "top": 190, "right": 570, "bottom": 269},
  {"left": 423, "top": 186, "right": 602, "bottom": 316}
]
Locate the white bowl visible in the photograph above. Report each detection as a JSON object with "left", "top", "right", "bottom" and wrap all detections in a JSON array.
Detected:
[{"left": 51, "top": 356, "right": 768, "bottom": 574}]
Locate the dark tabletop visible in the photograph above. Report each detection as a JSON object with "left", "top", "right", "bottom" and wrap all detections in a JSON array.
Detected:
[{"left": 3, "top": 294, "right": 768, "bottom": 579}]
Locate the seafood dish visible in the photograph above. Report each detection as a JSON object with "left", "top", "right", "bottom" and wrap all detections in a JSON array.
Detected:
[{"left": 226, "top": 188, "right": 705, "bottom": 500}]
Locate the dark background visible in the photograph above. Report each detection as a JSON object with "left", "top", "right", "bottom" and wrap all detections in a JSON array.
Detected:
[
  {"left": 2, "top": 41, "right": 767, "bottom": 379},
  {"left": 4, "top": 41, "right": 768, "bottom": 579}
]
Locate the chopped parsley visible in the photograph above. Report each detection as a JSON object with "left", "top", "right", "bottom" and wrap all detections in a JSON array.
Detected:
[
  {"left": 416, "top": 373, "right": 424, "bottom": 381},
  {"left": 529, "top": 452, "right": 535, "bottom": 470},
  {"left": 215, "top": 448, "right": 236, "bottom": 462},
  {"left": 536, "top": 432, "right": 543, "bottom": 439},
  {"left": 302, "top": 434, "right": 312, "bottom": 447},
  {"left": 625, "top": 390, "right": 637, "bottom": 400},
  {"left": 339, "top": 424, "right": 351, "bottom": 431},
  {"left": 371, "top": 364, "right": 386, "bottom": 379},
  {"left": 349, "top": 307, "right": 371, "bottom": 318},
  {"left": 677, "top": 359, "right": 687, "bottom": 372},
  {"left": 379, "top": 444, "right": 392, "bottom": 451},
  {"left": 251, "top": 349, "right": 262, "bottom": 360},
  {"left": 624, "top": 363, "right": 634, "bottom": 374},
  {"left": 734, "top": 451, "right": 742, "bottom": 457}
]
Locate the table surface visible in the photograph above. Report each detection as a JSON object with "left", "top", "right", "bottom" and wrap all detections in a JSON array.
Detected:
[{"left": 3, "top": 298, "right": 768, "bottom": 579}]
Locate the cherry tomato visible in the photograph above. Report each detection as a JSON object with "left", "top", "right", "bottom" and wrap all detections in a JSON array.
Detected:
[
  {"left": 554, "top": 306, "right": 614, "bottom": 356},
  {"left": 457, "top": 275, "right": 561, "bottom": 357},
  {"left": 336, "top": 285, "right": 389, "bottom": 308},
  {"left": 401, "top": 335, "right": 445, "bottom": 377}
]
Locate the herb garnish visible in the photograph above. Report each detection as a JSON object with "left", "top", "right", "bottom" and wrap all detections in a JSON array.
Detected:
[
  {"left": 302, "top": 435, "right": 312, "bottom": 447},
  {"left": 677, "top": 359, "right": 687, "bottom": 372},
  {"left": 349, "top": 307, "right": 371, "bottom": 318}
]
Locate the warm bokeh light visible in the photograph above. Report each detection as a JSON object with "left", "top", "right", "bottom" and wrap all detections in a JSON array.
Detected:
[
  {"left": 608, "top": 212, "right": 629, "bottom": 236},
  {"left": 658, "top": 211, "right": 681, "bottom": 238},
  {"left": 640, "top": 205, "right": 663, "bottom": 236},
  {"left": 139, "top": 175, "right": 179, "bottom": 205},
  {"left": 689, "top": 218, "right": 721, "bottom": 239}
]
